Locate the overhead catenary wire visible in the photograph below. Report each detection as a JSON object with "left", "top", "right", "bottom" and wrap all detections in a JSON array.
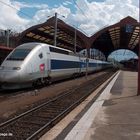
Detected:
[
  {"left": 0, "top": 0, "right": 89, "bottom": 36},
  {"left": 0, "top": 0, "right": 32, "bottom": 19},
  {"left": 0, "top": 0, "right": 89, "bottom": 22},
  {"left": 72, "top": 0, "right": 89, "bottom": 20}
]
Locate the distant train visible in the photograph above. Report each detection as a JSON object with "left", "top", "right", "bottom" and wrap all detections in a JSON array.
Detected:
[{"left": 0, "top": 43, "right": 112, "bottom": 89}]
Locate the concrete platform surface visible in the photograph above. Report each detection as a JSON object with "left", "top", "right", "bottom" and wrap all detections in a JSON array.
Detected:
[
  {"left": 83, "top": 71, "right": 139, "bottom": 140},
  {"left": 64, "top": 71, "right": 139, "bottom": 140}
]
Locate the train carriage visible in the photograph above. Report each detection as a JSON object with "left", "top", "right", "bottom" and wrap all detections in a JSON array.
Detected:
[{"left": 0, "top": 43, "right": 112, "bottom": 89}]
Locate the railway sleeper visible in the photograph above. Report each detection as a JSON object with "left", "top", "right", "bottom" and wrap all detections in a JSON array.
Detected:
[
  {"left": 21, "top": 120, "right": 45, "bottom": 126},
  {"left": 32, "top": 115, "right": 50, "bottom": 120}
]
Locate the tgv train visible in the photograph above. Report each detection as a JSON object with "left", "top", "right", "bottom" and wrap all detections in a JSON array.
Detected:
[{"left": 0, "top": 43, "right": 111, "bottom": 89}]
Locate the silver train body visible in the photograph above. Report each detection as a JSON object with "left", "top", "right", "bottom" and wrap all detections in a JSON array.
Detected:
[{"left": 0, "top": 43, "right": 111, "bottom": 89}]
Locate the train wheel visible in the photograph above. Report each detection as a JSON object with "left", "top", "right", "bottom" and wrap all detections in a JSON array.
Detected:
[
  {"left": 32, "top": 79, "right": 40, "bottom": 87},
  {"left": 33, "top": 77, "right": 51, "bottom": 87},
  {"left": 43, "top": 77, "right": 52, "bottom": 86},
  {"left": 43, "top": 78, "right": 49, "bottom": 86},
  {"left": 47, "top": 77, "right": 52, "bottom": 85},
  {"left": 40, "top": 78, "right": 45, "bottom": 86}
]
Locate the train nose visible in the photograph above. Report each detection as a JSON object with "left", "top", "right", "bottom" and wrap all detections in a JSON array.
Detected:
[
  {"left": 0, "top": 71, "right": 20, "bottom": 83},
  {"left": 0, "top": 72, "right": 5, "bottom": 81}
]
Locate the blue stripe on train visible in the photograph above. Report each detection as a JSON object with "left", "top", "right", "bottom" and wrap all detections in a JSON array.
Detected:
[
  {"left": 51, "top": 59, "right": 80, "bottom": 69},
  {"left": 51, "top": 59, "right": 101, "bottom": 70}
]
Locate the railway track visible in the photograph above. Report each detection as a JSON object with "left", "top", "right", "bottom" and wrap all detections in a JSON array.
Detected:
[
  {"left": 0, "top": 71, "right": 99, "bottom": 98},
  {"left": 0, "top": 70, "right": 117, "bottom": 140},
  {"left": 0, "top": 69, "right": 112, "bottom": 98}
]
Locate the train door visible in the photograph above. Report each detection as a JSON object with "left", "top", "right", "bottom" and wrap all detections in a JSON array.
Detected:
[{"left": 38, "top": 50, "right": 46, "bottom": 77}]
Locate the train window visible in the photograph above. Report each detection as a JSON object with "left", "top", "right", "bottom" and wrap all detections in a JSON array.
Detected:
[
  {"left": 39, "top": 53, "right": 43, "bottom": 59},
  {"left": 50, "top": 47, "right": 69, "bottom": 55},
  {"left": 7, "top": 49, "right": 31, "bottom": 61}
]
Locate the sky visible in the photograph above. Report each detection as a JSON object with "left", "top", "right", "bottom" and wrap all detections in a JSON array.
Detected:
[
  {"left": 0, "top": 0, "right": 139, "bottom": 36},
  {"left": 0, "top": 0, "right": 139, "bottom": 61},
  {"left": 108, "top": 49, "right": 138, "bottom": 62}
]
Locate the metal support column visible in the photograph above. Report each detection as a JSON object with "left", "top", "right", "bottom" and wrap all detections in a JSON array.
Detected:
[
  {"left": 74, "top": 28, "right": 77, "bottom": 53},
  {"left": 85, "top": 48, "right": 90, "bottom": 79},
  {"left": 85, "top": 49, "right": 88, "bottom": 79},
  {"left": 137, "top": 1, "right": 140, "bottom": 96},
  {"left": 5, "top": 29, "right": 10, "bottom": 47},
  {"left": 137, "top": 27, "right": 140, "bottom": 95},
  {"left": 54, "top": 13, "right": 57, "bottom": 47}
]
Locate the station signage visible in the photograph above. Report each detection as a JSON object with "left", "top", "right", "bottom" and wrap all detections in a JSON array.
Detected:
[{"left": 126, "top": 24, "right": 133, "bottom": 33}]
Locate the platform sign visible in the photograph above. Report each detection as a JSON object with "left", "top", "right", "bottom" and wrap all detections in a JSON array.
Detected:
[{"left": 126, "top": 24, "right": 133, "bottom": 33}]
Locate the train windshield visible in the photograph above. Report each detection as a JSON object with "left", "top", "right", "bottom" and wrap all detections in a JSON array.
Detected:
[{"left": 7, "top": 49, "right": 31, "bottom": 61}]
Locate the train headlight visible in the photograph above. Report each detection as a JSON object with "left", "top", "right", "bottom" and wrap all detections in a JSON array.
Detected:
[{"left": 13, "top": 67, "right": 21, "bottom": 70}]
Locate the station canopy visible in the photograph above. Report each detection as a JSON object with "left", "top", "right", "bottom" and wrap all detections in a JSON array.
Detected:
[
  {"left": 18, "top": 16, "right": 139, "bottom": 58},
  {"left": 90, "top": 16, "right": 139, "bottom": 58},
  {"left": 18, "top": 17, "right": 88, "bottom": 52},
  {"left": 0, "top": 46, "right": 13, "bottom": 64}
]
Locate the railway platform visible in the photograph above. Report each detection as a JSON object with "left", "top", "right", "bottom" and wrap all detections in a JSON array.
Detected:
[{"left": 40, "top": 70, "right": 139, "bottom": 140}]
